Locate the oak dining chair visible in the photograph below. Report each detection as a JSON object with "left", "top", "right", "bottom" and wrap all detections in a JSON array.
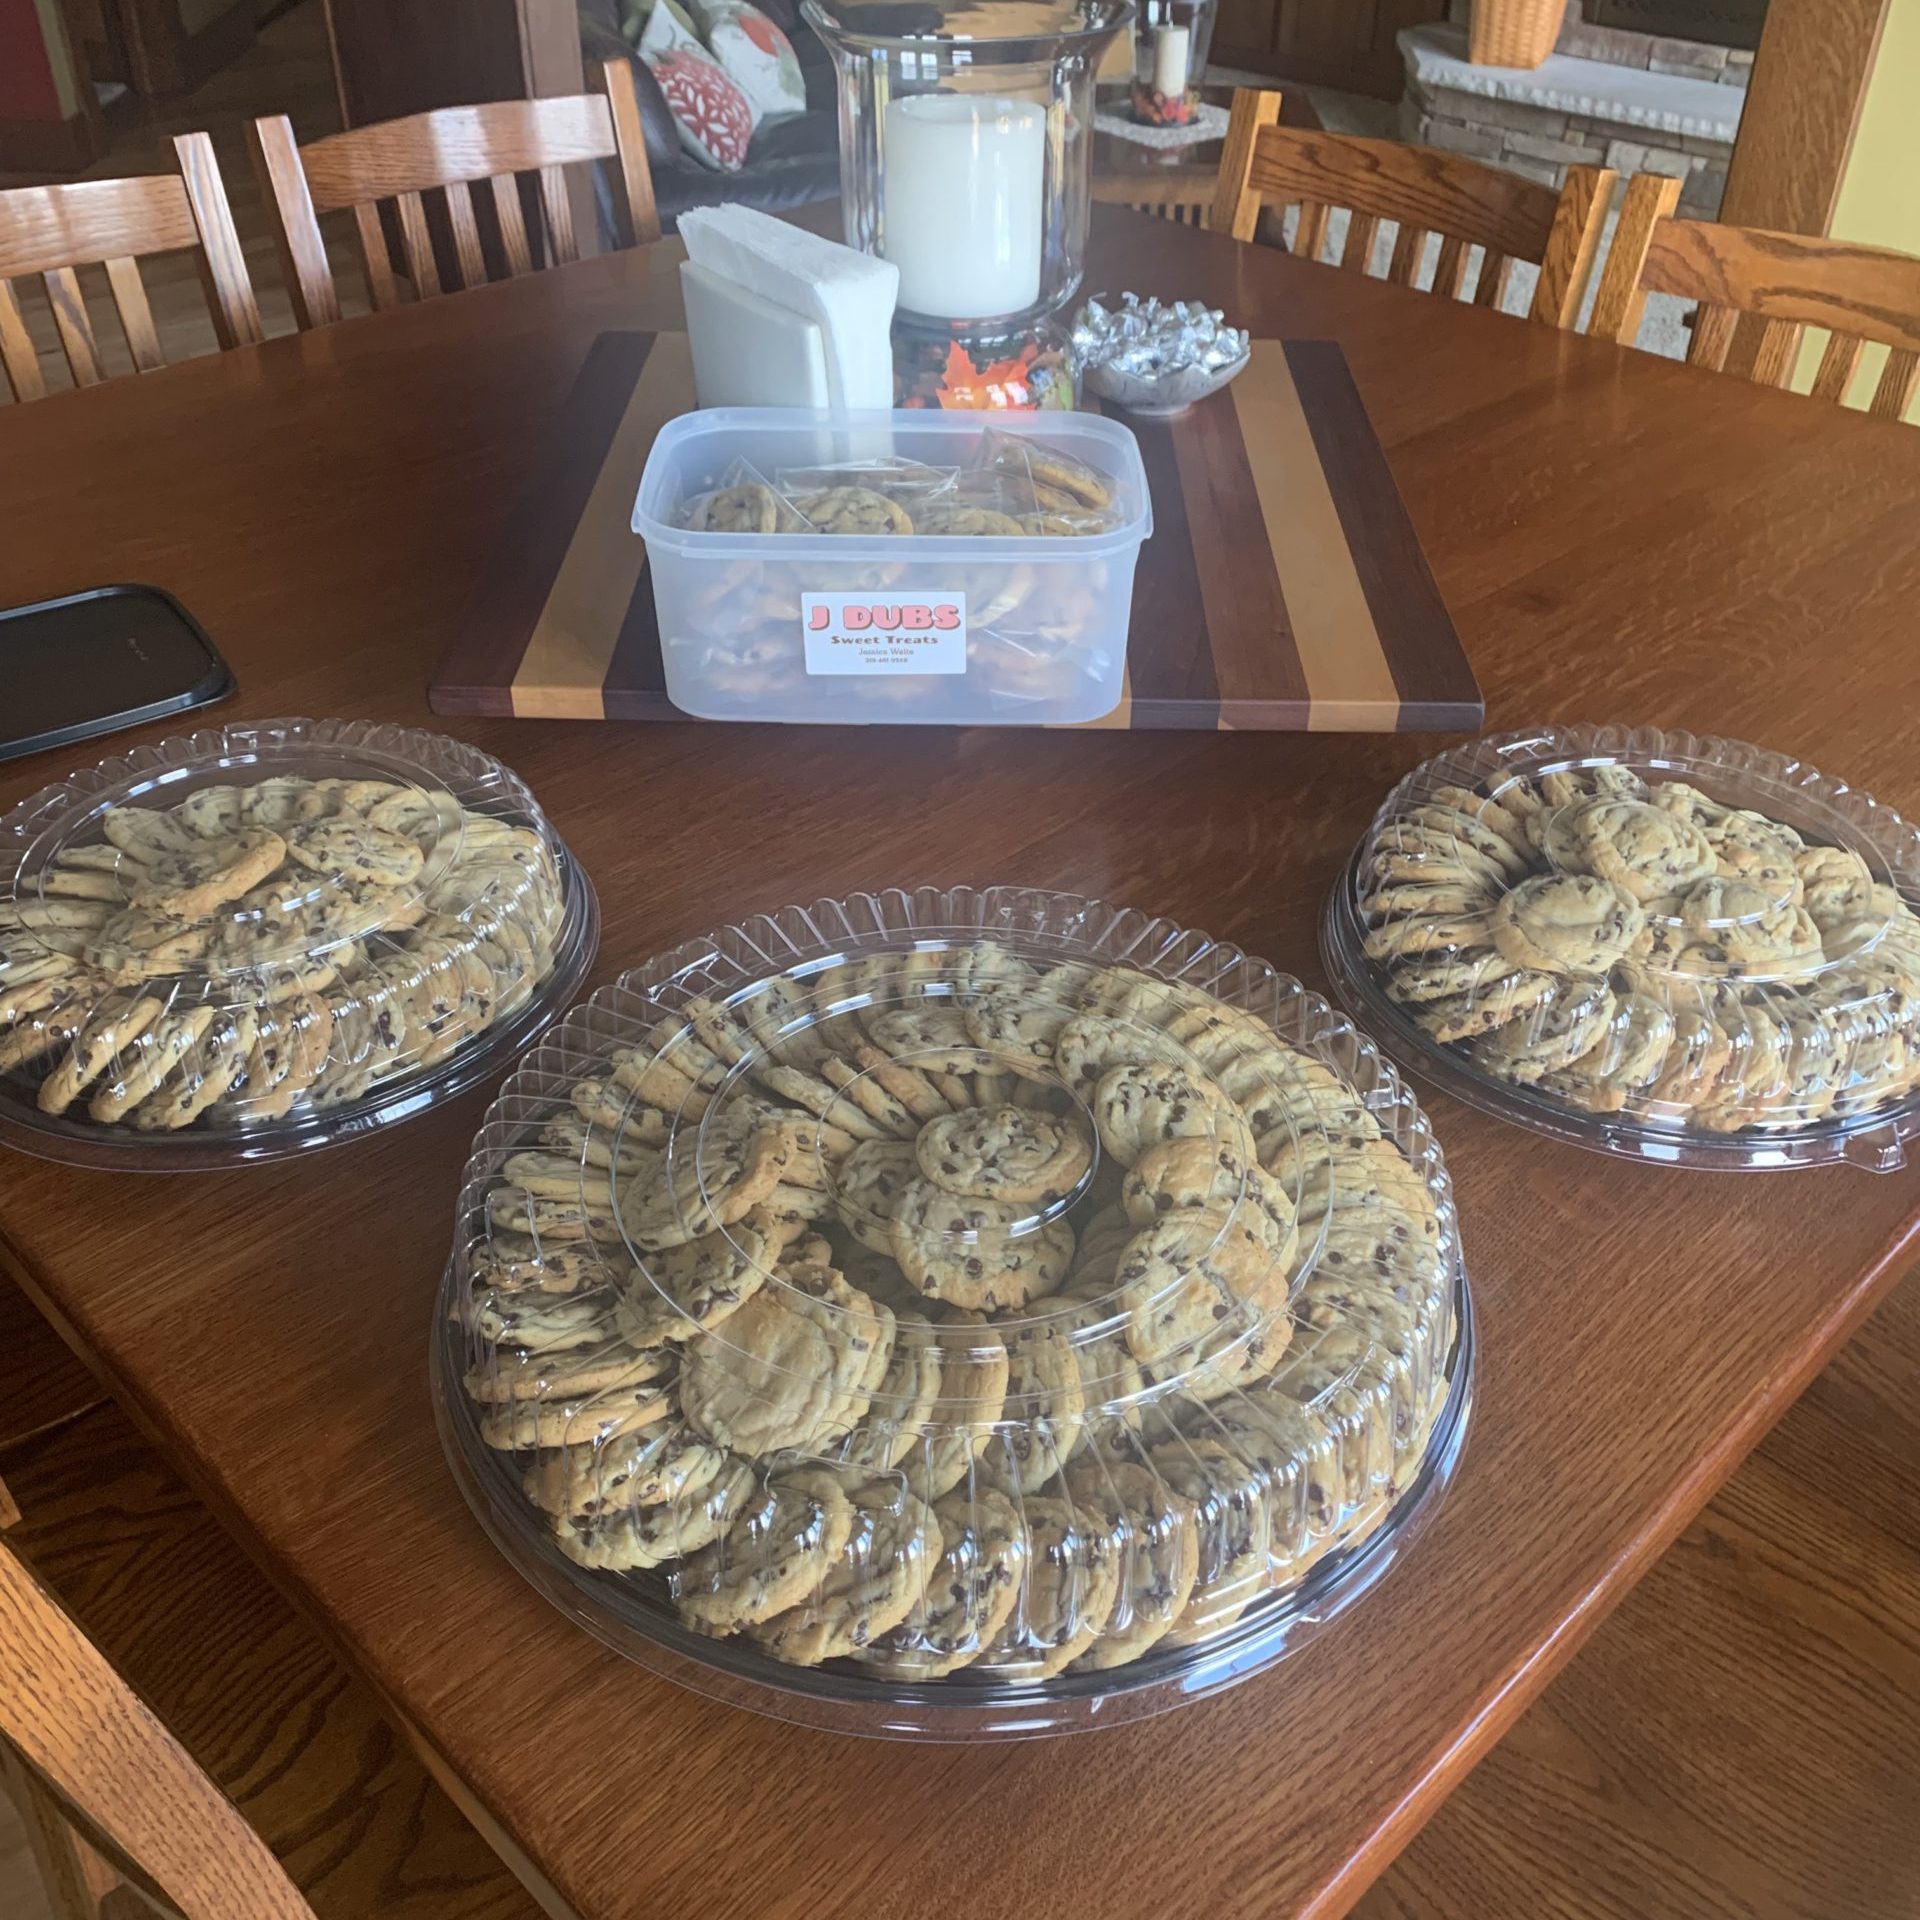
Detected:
[
  {"left": 1591, "top": 171, "right": 1920, "bottom": 421},
  {"left": 0, "top": 133, "right": 262, "bottom": 404},
  {"left": 1210, "top": 87, "right": 1615, "bottom": 328},
  {"left": 0, "top": 1474, "right": 317, "bottom": 1920},
  {"left": 250, "top": 58, "right": 659, "bottom": 331},
  {"left": 1110, "top": 187, "right": 1210, "bottom": 227}
]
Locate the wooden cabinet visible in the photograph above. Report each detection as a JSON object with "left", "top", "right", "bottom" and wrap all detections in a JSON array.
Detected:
[
  {"left": 320, "top": 0, "right": 597, "bottom": 267},
  {"left": 1212, "top": 0, "right": 1451, "bottom": 98},
  {"left": 117, "top": 0, "right": 256, "bottom": 97},
  {"left": 321, "top": 0, "right": 583, "bottom": 127}
]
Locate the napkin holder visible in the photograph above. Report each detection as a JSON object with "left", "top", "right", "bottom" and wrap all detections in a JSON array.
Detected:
[
  {"left": 677, "top": 204, "right": 899, "bottom": 411},
  {"left": 681, "top": 261, "right": 831, "bottom": 410}
]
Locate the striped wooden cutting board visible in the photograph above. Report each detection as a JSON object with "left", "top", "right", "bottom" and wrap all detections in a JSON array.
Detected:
[{"left": 429, "top": 330, "right": 1479, "bottom": 730}]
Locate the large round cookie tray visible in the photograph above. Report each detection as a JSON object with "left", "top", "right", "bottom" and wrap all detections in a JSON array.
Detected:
[
  {"left": 0, "top": 718, "right": 598, "bottom": 1167},
  {"left": 1322, "top": 725, "right": 1920, "bottom": 1172},
  {"left": 433, "top": 886, "right": 1473, "bottom": 1738}
]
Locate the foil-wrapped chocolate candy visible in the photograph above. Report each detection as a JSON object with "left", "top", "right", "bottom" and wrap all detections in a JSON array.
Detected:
[{"left": 1069, "top": 292, "right": 1252, "bottom": 418}]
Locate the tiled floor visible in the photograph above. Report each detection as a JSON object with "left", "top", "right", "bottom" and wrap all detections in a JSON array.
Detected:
[{"left": 0, "top": 1810, "right": 49, "bottom": 1920}]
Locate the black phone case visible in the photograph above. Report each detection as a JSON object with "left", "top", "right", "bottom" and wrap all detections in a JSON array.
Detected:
[{"left": 0, "top": 584, "right": 235, "bottom": 766}]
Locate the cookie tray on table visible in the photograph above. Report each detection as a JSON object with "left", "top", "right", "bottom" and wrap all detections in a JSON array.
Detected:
[
  {"left": 0, "top": 718, "right": 597, "bottom": 1167},
  {"left": 434, "top": 885, "right": 1473, "bottom": 1739},
  {"left": 1323, "top": 724, "right": 1920, "bottom": 1171}
]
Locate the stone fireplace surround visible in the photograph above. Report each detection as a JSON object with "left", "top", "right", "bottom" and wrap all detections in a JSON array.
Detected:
[{"left": 1399, "top": 1, "right": 1755, "bottom": 218}]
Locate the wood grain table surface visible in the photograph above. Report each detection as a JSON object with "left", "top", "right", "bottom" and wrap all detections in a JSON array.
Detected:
[{"left": 3, "top": 208, "right": 1919, "bottom": 1920}]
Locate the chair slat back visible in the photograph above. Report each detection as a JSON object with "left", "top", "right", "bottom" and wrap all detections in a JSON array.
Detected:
[
  {"left": 0, "top": 132, "right": 261, "bottom": 402},
  {"left": 1211, "top": 90, "right": 1614, "bottom": 329},
  {"left": 0, "top": 1508, "right": 316, "bottom": 1919},
  {"left": 0, "top": 282, "right": 39, "bottom": 401},
  {"left": 443, "top": 178, "right": 487, "bottom": 285},
  {"left": 1592, "top": 170, "right": 1920, "bottom": 420},
  {"left": 103, "top": 256, "right": 164, "bottom": 371},
  {"left": 0, "top": 174, "right": 200, "bottom": 278},
  {"left": 490, "top": 172, "right": 535, "bottom": 276},
  {"left": 251, "top": 60, "right": 659, "bottom": 330},
  {"left": 293, "top": 93, "right": 620, "bottom": 210}
]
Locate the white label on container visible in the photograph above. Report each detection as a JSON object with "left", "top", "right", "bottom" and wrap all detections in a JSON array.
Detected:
[{"left": 801, "top": 592, "right": 967, "bottom": 676}]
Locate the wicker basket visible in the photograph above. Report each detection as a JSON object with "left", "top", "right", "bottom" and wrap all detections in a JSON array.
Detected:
[{"left": 1469, "top": 0, "right": 1565, "bottom": 68}]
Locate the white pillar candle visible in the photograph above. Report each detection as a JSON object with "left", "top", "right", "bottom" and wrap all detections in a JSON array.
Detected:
[
  {"left": 881, "top": 94, "right": 1046, "bottom": 322},
  {"left": 1152, "top": 23, "right": 1190, "bottom": 99}
]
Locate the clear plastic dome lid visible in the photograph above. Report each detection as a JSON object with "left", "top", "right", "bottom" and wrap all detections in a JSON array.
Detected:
[
  {"left": 1323, "top": 725, "right": 1920, "bottom": 1170},
  {"left": 435, "top": 887, "right": 1471, "bottom": 1735},
  {"left": 0, "top": 718, "right": 597, "bottom": 1165}
]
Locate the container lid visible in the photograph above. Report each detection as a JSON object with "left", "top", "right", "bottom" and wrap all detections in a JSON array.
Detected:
[
  {"left": 0, "top": 718, "right": 597, "bottom": 1166},
  {"left": 1323, "top": 724, "right": 1920, "bottom": 1171},
  {"left": 633, "top": 410, "right": 1154, "bottom": 558},
  {"left": 436, "top": 886, "right": 1470, "bottom": 1736}
]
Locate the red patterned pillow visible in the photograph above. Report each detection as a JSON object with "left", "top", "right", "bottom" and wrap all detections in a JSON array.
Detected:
[{"left": 650, "top": 46, "right": 754, "bottom": 170}]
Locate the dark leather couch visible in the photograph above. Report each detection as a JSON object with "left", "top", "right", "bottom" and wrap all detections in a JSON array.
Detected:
[{"left": 579, "top": 0, "right": 842, "bottom": 227}]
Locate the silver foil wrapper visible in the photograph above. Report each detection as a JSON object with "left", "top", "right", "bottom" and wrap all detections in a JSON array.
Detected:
[{"left": 1069, "top": 293, "right": 1251, "bottom": 381}]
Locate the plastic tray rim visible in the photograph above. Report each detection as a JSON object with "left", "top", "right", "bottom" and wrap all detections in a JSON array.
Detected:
[
  {"left": 1328, "top": 722, "right": 1920, "bottom": 1173},
  {"left": 434, "top": 883, "right": 1476, "bottom": 1735}
]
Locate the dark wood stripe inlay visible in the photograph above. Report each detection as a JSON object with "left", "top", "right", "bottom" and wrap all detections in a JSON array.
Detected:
[
  {"left": 1282, "top": 338, "right": 1477, "bottom": 730},
  {"left": 428, "top": 330, "right": 654, "bottom": 714}
]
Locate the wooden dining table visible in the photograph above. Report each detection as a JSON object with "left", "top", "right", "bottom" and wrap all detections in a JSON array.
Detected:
[{"left": 3, "top": 206, "right": 1919, "bottom": 1920}]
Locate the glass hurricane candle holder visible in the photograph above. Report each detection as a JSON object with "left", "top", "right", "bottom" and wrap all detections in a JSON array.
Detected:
[
  {"left": 804, "top": 0, "right": 1132, "bottom": 335},
  {"left": 1129, "top": 0, "right": 1216, "bottom": 126}
]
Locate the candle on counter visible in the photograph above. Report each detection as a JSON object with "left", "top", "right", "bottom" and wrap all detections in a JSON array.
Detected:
[
  {"left": 881, "top": 94, "right": 1046, "bottom": 321},
  {"left": 1151, "top": 22, "right": 1190, "bottom": 101}
]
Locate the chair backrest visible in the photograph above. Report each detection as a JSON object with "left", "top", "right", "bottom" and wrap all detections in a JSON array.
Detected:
[
  {"left": 250, "top": 58, "right": 659, "bottom": 330},
  {"left": 1211, "top": 88, "right": 1615, "bottom": 329},
  {"left": 0, "top": 133, "right": 262, "bottom": 404},
  {"left": 1095, "top": 178, "right": 1212, "bottom": 228},
  {"left": 1590, "top": 171, "right": 1920, "bottom": 422},
  {"left": 0, "top": 1500, "right": 316, "bottom": 1920}
]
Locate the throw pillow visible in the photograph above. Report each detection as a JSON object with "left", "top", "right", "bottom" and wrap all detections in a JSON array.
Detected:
[
  {"left": 636, "top": 0, "right": 757, "bottom": 171},
  {"left": 687, "top": 0, "right": 806, "bottom": 123}
]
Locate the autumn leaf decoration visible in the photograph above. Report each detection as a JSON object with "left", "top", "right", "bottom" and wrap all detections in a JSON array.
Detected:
[{"left": 935, "top": 340, "right": 1043, "bottom": 410}]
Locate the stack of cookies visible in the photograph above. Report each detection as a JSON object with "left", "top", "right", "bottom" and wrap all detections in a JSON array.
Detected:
[
  {"left": 0, "top": 724, "right": 578, "bottom": 1145},
  {"left": 680, "top": 434, "right": 1122, "bottom": 541},
  {"left": 1344, "top": 733, "right": 1920, "bottom": 1139},
  {"left": 449, "top": 921, "right": 1465, "bottom": 1691}
]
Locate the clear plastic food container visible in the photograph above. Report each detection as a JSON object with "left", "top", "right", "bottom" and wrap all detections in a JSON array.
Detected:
[
  {"left": 0, "top": 718, "right": 597, "bottom": 1167},
  {"left": 632, "top": 409, "right": 1152, "bottom": 727},
  {"left": 1322, "top": 724, "right": 1920, "bottom": 1171},
  {"left": 433, "top": 886, "right": 1473, "bottom": 1738}
]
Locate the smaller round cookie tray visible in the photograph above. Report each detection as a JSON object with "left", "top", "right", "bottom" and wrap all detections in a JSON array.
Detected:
[
  {"left": 0, "top": 718, "right": 598, "bottom": 1167},
  {"left": 433, "top": 885, "right": 1472, "bottom": 1739},
  {"left": 1322, "top": 724, "right": 1920, "bottom": 1172}
]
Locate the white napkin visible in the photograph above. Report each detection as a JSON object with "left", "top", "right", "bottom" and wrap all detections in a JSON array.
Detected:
[{"left": 678, "top": 204, "right": 899, "bottom": 412}]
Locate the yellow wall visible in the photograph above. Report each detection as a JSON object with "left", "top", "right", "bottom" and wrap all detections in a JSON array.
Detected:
[
  {"left": 1832, "top": 0, "right": 1920, "bottom": 247},
  {"left": 1795, "top": 0, "right": 1920, "bottom": 402}
]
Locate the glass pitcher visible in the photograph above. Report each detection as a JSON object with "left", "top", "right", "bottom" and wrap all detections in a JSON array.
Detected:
[{"left": 803, "top": 0, "right": 1133, "bottom": 334}]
